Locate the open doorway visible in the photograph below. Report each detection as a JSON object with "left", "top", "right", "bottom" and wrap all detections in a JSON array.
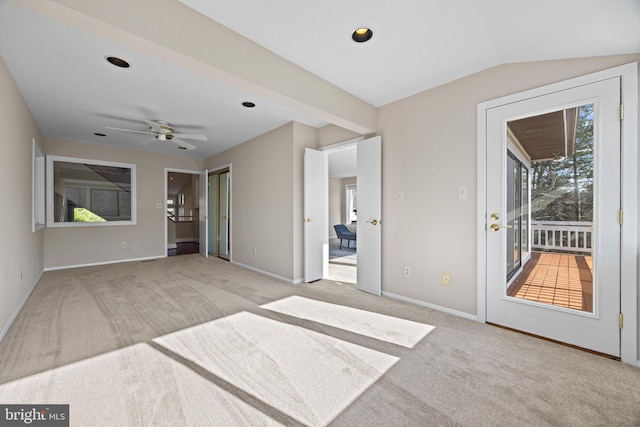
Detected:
[
  {"left": 305, "top": 135, "right": 381, "bottom": 294},
  {"left": 166, "top": 170, "right": 200, "bottom": 257},
  {"left": 326, "top": 145, "right": 357, "bottom": 283}
]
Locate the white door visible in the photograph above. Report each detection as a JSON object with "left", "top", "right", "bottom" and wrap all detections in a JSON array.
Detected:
[
  {"left": 357, "top": 136, "right": 382, "bottom": 295},
  {"left": 199, "top": 169, "right": 208, "bottom": 257},
  {"left": 304, "top": 148, "right": 325, "bottom": 282},
  {"left": 486, "top": 78, "right": 621, "bottom": 356}
]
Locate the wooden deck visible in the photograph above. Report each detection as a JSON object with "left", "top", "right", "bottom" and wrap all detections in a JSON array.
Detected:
[{"left": 507, "top": 252, "right": 593, "bottom": 312}]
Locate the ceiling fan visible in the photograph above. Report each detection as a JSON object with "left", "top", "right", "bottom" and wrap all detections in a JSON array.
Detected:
[{"left": 106, "top": 120, "right": 208, "bottom": 150}]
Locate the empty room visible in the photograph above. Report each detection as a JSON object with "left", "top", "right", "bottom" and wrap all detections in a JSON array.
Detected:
[{"left": 1, "top": 0, "right": 640, "bottom": 425}]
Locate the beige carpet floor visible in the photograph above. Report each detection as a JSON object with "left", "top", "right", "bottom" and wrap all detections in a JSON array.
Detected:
[{"left": 1, "top": 255, "right": 639, "bottom": 426}]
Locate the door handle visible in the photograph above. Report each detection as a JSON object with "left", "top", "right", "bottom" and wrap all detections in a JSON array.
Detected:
[
  {"left": 367, "top": 219, "right": 379, "bottom": 226},
  {"left": 306, "top": 218, "right": 312, "bottom": 223},
  {"left": 490, "top": 223, "right": 513, "bottom": 231}
]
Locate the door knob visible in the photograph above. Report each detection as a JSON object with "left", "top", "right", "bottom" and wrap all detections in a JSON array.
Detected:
[
  {"left": 367, "top": 219, "right": 379, "bottom": 226},
  {"left": 490, "top": 223, "right": 513, "bottom": 231},
  {"left": 306, "top": 218, "right": 312, "bottom": 223}
]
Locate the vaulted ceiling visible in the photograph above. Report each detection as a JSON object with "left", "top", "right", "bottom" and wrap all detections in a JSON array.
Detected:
[{"left": 1, "top": 0, "right": 638, "bottom": 159}]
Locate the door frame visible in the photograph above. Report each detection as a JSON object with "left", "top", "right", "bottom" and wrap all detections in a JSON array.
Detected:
[
  {"left": 164, "top": 167, "right": 202, "bottom": 257},
  {"left": 476, "top": 62, "right": 638, "bottom": 366}
]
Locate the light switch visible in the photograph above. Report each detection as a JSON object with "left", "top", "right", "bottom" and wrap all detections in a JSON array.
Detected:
[
  {"left": 458, "top": 186, "right": 468, "bottom": 200},
  {"left": 397, "top": 191, "right": 404, "bottom": 202}
]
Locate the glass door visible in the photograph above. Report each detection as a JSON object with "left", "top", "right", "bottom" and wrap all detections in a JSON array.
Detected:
[
  {"left": 219, "top": 171, "right": 230, "bottom": 260},
  {"left": 506, "top": 152, "right": 529, "bottom": 281},
  {"left": 485, "top": 77, "right": 621, "bottom": 356},
  {"left": 207, "top": 168, "right": 230, "bottom": 260}
]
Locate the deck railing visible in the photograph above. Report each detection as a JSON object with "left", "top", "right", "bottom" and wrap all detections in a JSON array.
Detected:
[{"left": 530, "top": 221, "right": 593, "bottom": 254}]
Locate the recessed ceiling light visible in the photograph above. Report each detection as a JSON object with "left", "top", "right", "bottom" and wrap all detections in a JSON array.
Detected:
[
  {"left": 105, "top": 56, "right": 130, "bottom": 68},
  {"left": 242, "top": 101, "right": 256, "bottom": 108},
  {"left": 352, "top": 27, "right": 373, "bottom": 43},
  {"left": 94, "top": 132, "right": 106, "bottom": 137}
]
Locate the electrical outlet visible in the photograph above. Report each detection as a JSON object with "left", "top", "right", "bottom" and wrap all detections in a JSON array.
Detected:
[
  {"left": 404, "top": 266, "right": 411, "bottom": 277},
  {"left": 122, "top": 242, "right": 127, "bottom": 249},
  {"left": 253, "top": 247, "right": 257, "bottom": 255},
  {"left": 442, "top": 273, "right": 451, "bottom": 286}
]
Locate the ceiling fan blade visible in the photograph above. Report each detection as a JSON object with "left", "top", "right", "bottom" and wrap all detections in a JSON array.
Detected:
[
  {"left": 144, "top": 120, "right": 163, "bottom": 132},
  {"left": 172, "top": 138, "right": 197, "bottom": 150},
  {"left": 172, "top": 133, "right": 208, "bottom": 141},
  {"left": 106, "top": 127, "right": 154, "bottom": 135}
]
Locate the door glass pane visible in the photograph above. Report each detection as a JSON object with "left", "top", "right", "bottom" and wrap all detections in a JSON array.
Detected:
[
  {"left": 521, "top": 165, "right": 529, "bottom": 262},
  {"left": 207, "top": 174, "right": 218, "bottom": 255},
  {"left": 506, "top": 152, "right": 524, "bottom": 281},
  {"left": 506, "top": 104, "right": 594, "bottom": 313},
  {"left": 219, "top": 172, "right": 230, "bottom": 258},
  {"left": 506, "top": 154, "right": 516, "bottom": 278}
]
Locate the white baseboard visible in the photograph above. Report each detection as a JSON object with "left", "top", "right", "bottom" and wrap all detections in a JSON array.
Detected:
[
  {"left": 44, "top": 255, "right": 166, "bottom": 272},
  {"left": 382, "top": 291, "right": 478, "bottom": 322},
  {"left": 0, "top": 269, "right": 44, "bottom": 343},
  {"left": 231, "top": 261, "right": 297, "bottom": 284}
]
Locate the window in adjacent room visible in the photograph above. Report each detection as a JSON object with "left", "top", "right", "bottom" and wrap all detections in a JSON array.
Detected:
[
  {"left": 345, "top": 183, "right": 357, "bottom": 223},
  {"left": 47, "top": 155, "right": 136, "bottom": 227}
]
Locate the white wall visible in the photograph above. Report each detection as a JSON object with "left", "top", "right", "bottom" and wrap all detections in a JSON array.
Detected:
[
  {"left": 0, "top": 56, "right": 45, "bottom": 340},
  {"left": 204, "top": 123, "right": 306, "bottom": 281},
  {"left": 328, "top": 177, "right": 357, "bottom": 238},
  {"left": 43, "top": 138, "right": 204, "bottom": 269},
  {"left": 328, "top": 178, "right": 342, "bottom": 238}
]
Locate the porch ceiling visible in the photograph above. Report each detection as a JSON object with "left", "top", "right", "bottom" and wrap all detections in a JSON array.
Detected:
[{"left": 508, "top": 108, "right": 577, "bottom": 161}]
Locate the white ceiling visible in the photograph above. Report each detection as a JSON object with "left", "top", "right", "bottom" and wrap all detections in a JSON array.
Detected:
[
  {"left": 181, "top": 0, "right": 640, "bottom": 106},
  {"left": 1, "top": 0, "right": 638, "bottom": 159},
  {"left": 328, "top": 146, "right": 357, "bottom": 179}
]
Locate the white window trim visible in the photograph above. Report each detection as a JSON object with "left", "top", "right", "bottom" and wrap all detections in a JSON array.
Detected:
[
  {"left": 46, "top": 155, "right": 137, "bottom": 227},
  {"left": 32, "top": 139, "right": 45, "bottom": 232},
  {"left": 345, "top": 183, "right": 357, "bottom": 224}
]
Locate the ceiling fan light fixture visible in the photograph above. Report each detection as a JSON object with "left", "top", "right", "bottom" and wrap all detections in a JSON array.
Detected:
[
  {"left": 105, "top": 56, "right": 130, "bottom": 68},
  {"left": 352, "top": 27, "right": 373, "bottom": 43}
]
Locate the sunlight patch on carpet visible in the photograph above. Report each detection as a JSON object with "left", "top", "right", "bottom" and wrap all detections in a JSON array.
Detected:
[
  {"left": 261, "top": 296, "right": 435, "bottom": 348},
  {"left": 154, "top": 312, "right": 399, "bottom": 426},
  {"left": 0, "top": 343, "right": 282, "bottom": 426}
]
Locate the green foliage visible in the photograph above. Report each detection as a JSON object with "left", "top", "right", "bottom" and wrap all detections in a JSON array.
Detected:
[
  {"left": 74, "top": 208, "right": 106, "bottom": 222},
  {"left": 530, "top": 104, "right": 593, "bottom": 222}
]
